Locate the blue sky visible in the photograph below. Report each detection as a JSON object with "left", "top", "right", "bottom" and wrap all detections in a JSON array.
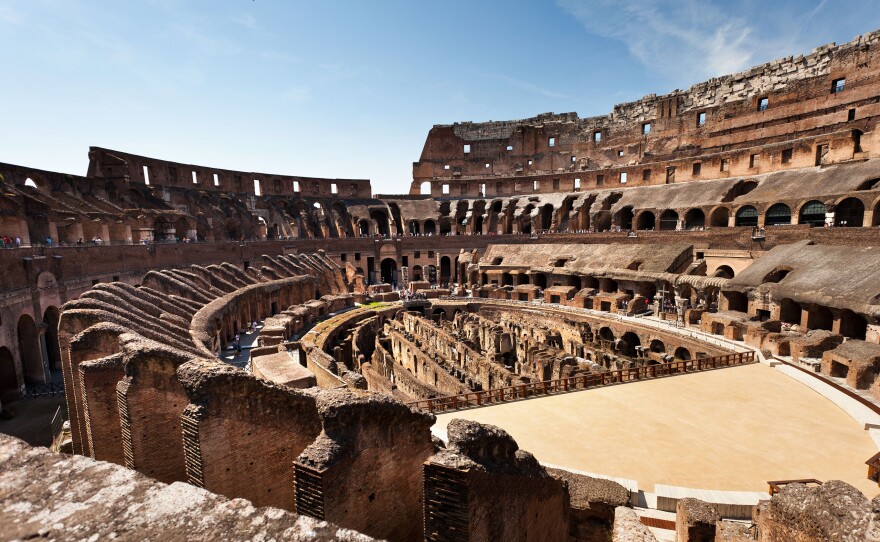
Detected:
[{"left": 0, "top": 0, "right": 876, "bottom": 194}]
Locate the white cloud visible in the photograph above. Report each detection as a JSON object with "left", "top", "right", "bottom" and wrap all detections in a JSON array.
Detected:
[{"left": 556, "top": 0, "right": 826, "bottom": 83}]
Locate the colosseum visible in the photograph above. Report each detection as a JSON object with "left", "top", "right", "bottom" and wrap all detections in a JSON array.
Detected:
[{"left": 3, "top": 25, "right": 880, "bottom": 542}]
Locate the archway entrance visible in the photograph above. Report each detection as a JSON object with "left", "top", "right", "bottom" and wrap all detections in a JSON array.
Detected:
[
  {"left": 0, "top": 347, "right": 18, "bottom": 402},
  {"left": 380, "top": 258, "right": 397, "bottom": 286},
  {"left": 440, "top": 256, "right": 452, "bottom": 285},
  {"left": 835, "top": 198, "right": 865, "bottom": 227},
  {"left": 43, "top": 307, "right": 62, "bottom": 372},
  {"left": 17, "top": 314, "right": 45, "bottom": 384},
  {"left": 637, "top": 211, "right": 655, "bottom": 230}
]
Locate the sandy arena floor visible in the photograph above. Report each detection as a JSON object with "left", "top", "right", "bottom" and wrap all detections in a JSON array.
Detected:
[{"left": 435, "top": 363, "right": 879, "bottom": 496}]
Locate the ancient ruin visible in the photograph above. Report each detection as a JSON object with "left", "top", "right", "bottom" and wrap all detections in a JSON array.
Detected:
[{"left": 3, "top": 28, "right": 880, "bottom": 541}]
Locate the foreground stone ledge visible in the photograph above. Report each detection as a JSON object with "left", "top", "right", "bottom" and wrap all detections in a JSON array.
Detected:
[
  {"left": 0, "top": 434, "right": 376, "bottom": 541},
  {"left": 611, "top": 506, "right": 657, "bottom": 542}
]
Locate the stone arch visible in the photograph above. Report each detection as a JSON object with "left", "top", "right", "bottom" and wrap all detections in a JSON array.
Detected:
[
  {"left": 659, "top": 210, "right": 679, "bottom": 231},
  {"left": 411, "top": 265, "right": 422, "bottom": 281},
  {"left": 636, "top": 211, "right": 656, "bottom": 230},
  {"left": 734, "top": 205, "right": 758, "bottom": 227},
  {"left": 17, "top": 314, "right": 44, "bottom": 384},
  {"left": 619, "top": 331, "right": 641, "bottom": 357},
  {"left": 380, "top": 258, "right": 397, "bottom": 285},
  {"left": 173, "top": 217, "right": 191, "bottom": 240},
  {"left": 409, "top": 220, "right": 420, "bottom": 235},
  {"left": 709, "top": 206, "right": 729, "bottom": 227},
  {"left": 0, "top": 347, "right": 18, "bottom": 402},
  {"left": 779, "top": 298, "right": 801, "bottom": 325},
  {"left": 615, "top": 206, "right": 634, "bottom": 230},
  {"left": 540, "top": 204, "right": 554, "bottom": 231},
  {"left": 674, "top": 347, "right": 691, "bottom": 360},
  {"left": 649, "top": 339, "right": 665, "bottom": 353},
  {"left": 534, "top": 274, "right": 547, "bottom": 289},
  {"left": 765, "top": 203, "right": 792, "bottom": 226},
  {"left": 684, "top": 208, "right": 705, "bottom": 229},
  {"left": 424, "top": 220, "right": 436, "bottom": 235},
  {"left": 358, "top": 219, "right": 370, "bottom": 236},
  {"left": 440, "top": 256, "right": 452, "bottom": 284},
  {"left": 370, "top": 210, "right": 390, "bottom": 236},
  {"left": 834, "top": 197, "right": 865, "bottom": 227},
  {"left": 43, "top": 306, "right": 62, "bottom": 372},
  {"left": 387, "top": 203, "right": 404, "bottom": 235},
  {"left": 713, "top": 265, "right": 735, "bottom": 279},
  {"left": 598, "top": 327, "right": 615, "bottom": 343},
  {"left": 798, "top": 200, "right": 826, "bottom": 226}
]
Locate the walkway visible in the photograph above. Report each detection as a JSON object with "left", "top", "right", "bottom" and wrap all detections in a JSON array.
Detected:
[{"left": 219, "top": 321, "right": 263, "bottom": 371}]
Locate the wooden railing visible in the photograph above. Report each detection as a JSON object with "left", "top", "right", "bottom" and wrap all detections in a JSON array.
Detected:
[
  {"left": 767, "top": 479, "right": 821, "bottom": 496},
  {"left": 408, "top": 351, "right": 755, "bottom": 413}
]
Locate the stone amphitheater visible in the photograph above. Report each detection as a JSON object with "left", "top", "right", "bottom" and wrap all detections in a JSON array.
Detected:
[{"left": 4, "top": 28, "right": 880, "bottom": 542}]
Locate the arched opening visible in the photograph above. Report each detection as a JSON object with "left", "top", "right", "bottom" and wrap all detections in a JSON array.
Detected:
[
  {"left": 616, "top": 206, "right": 634, "bottom": 230},
  {"left": 649, "top": 339, "right": 665, "bottom": 353},
  {"left": 173, "top": 217, "right": 190, "bottom": 240},
  {"left": 534, "top": 274, "right": 548, "bottom": 289},
  {"left": 426, "top": 265, "right": 437, "bottom": 284},
  {"left": 798, "top": 200, "right": 826, "bottom": 227},
  {"left": 43, "top": 307, "right": 62, "bottom": 372},
  {"left": 598, "top": 327, "right": 615, "bottom": 343},
  {"left": 424, "top": 220, "right": 436, "bottom": 235},
  {"left": 709, "top": 207, "right": 729, "bottom": 227},
  {"left": 779, "top": 299, "right": 801, "bottom": 325},
  {"left": 636, "top": 211, "right": 656, "bottom": 230},
  {"left": 763, "top": 266, "right": 792, "bottom": 283},
  {"left": 734, "top": 205, "right": 758, "bottom": 227},
  {"left": 0, "top": 347, "right": 18, "bottom": 402},
  {"left": 619, "top": 332, "right": 641, "bottom": 357},
  {"left": 516, "top": 274, "right": 530, "bottom": 285},
  {"left": 809, "top": 305, "right": 834, "bottom": 331},
  {"left": 839, "top": 310, "right": 868, "bottom": 340},
  {"left": 24, "top": 177, "right": 39, "bottom": 189},
  {"left": 358, "top": 219, "right": 370, "bottom": 236},
  {"left": 501, "top": 272, "right": 513, "bottom": 286},
  {"left": 17, "top": 314, "right": 44, "bottom": 384},
  {"left": 835, "top": 197, "right": 865, "bottom": 227},
  {"left": 370, "top": 210, "right": 390, "bottom": 236},
  {"left": 765, "top": 203, "right": 792, "bottom": 226},
  {"left": 420, "top": 181, "right": 431, "bottom": 195},
  {"left": 684, "top": 208, "right": 705, "bottom": 229},
  {"left": 153, "top": 217, "right": 174, "bottom": 242},
  {"left": 387, "top": 203, "right": 404, "bottom": 235},
  {"left": 673, "top": 347, "right": 691, "bottom": 361},
  {"left": 440, "top": 256, "right": 452, "bottom": 285},
  {"left": 412, "top": 265, "right": 422, "bottom": 281},
  {"left": 409, "top": 221, "right": 420, "bottom": 235},
  {"left": 380, "top": 258, "right": 397, "bottom": 285},
  {"left": 714, "top": 265, "right": 735, "bottom": 279},
  {"left": 721, "top": 180, "right": 758, "bottom": 202},
  {"left": 659, "top": 210, "right": 679, "bottom": 231},
  {"left": 540, "top": 204, "right": 554, "bottom": 231}
]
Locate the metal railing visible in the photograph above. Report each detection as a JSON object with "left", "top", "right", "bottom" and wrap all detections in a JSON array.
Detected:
[
  {"left": 23, "top": 381, "right": 66, "bottom": 398},
  {"left": 408, "top": 351, "right": 755, "bottom": 413},
  {"left": 50, "top": 406, "right": 64, "bottom": 444}
]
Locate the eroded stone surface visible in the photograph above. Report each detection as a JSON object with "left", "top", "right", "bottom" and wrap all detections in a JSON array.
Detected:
[{"left": 0, "top": 434, "right": 375, "bottom": 541}]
